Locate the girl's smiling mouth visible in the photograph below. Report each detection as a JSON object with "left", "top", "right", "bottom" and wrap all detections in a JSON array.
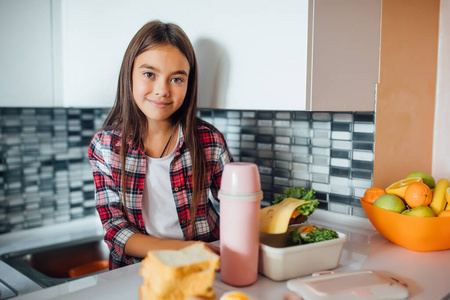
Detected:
[{"left": 147, "top": 99, "right": 172, "bottom": 108}]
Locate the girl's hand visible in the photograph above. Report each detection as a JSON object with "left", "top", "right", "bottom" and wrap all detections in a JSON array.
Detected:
[
  {"left": 204, "top": 242, "right": 220, "bottom": 255},
  {"left": 202, "top": 242, "right": 220, "bottom": 272}
]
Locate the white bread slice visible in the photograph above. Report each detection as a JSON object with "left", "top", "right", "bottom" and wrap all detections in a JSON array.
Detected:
[
  {"left": 144, "top": 243, "right": 219, "bottom": 271},
  {"left": 139, "top": 243, "right": 219, "bottom": 300}
]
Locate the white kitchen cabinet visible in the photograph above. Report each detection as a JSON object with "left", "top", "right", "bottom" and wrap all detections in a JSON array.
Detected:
[
  {"left": 57, "top": 0, "right": 380, "bottom": 110},
  {"left": 6, "top": 0, "right": 379, "bottom": 110},
  {"left": 0, "top": 0, "right": 54, "bottom": 107}
]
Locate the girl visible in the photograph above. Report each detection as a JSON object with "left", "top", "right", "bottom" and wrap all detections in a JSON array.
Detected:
[{"left": 88, "top": 21, "right": 233, "bottom": 269}]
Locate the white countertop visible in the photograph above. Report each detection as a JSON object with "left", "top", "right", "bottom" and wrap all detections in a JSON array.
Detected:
[{"left": 2, "top": 211, "right": 450, "bottom": 300}]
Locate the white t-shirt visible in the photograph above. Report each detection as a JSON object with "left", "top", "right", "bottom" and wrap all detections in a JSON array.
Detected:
[{"left": 142, "top": 126, "right": 184, "bottom": 239}]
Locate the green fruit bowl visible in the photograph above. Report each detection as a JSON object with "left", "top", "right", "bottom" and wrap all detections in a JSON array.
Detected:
[{"left": 361, "top": 200, "right": 450, "bottom": 252}]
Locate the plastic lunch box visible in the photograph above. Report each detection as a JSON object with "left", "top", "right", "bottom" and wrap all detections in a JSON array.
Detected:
[{"left": 258, "top": 224, "right": 347, "bottom": 281}]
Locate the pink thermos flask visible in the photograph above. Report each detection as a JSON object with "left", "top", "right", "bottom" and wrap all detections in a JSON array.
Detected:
[{"left": 219, "top": 162, "right": 263, "bottom": 286}]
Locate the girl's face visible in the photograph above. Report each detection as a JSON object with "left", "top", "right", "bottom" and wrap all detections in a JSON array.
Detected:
[{"left": 132, "top": 44, "right": 190, "bottom": 125}]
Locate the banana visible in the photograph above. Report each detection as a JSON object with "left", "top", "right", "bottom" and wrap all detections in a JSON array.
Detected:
[
  {"left": 446, "top": 187, "right": 450, "bottom": 211},
  {"left": 429, "top": 178, "right": 449, "bottom": 215}
]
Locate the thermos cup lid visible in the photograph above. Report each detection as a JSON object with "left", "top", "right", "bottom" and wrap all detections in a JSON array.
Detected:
[{"left": 219, "top": 162, "right": 263, "bottom": 199}]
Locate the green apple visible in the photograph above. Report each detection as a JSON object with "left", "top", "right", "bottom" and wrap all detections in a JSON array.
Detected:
[
  {"left": 406, "top": 171, "right": 436, "bottom": 189},
  {"left": 401, "top": 206, "right": 435, "bottom": 217},
  {"left": 373, "top": 194, "right": 406, "bottom": 213}
]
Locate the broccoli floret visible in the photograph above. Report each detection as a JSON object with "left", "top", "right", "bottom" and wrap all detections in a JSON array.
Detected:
[
  {"left": 287, "top": 228, "right": 302, "bottom": 246},
  {"left": 287, "top": 227, "right": 339, "bottom": 246},
  {"left": 273, "top": 187, "right": 316, "bottom": 204},
  {"left": 302, "top": 228, "right": 339, "bottom": 243},
  {"left": 296, "top": 199, "right": 319, "bottom": 216}
]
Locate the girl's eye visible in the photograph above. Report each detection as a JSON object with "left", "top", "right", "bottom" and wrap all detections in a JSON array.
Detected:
[
  {"left": 143, "top": 72, "right": 155, "bottom": 78},
  {"left": 171, "top": 77, "right": 184, "bottom": 84}
]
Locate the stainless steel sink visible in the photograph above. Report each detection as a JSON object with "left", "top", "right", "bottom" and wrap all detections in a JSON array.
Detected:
[
  {"left": 0, "top": 235, "right": 109, "bottom": 288},
  {"left": 0, "top": 279, "right": 17, "bottom": 299}
]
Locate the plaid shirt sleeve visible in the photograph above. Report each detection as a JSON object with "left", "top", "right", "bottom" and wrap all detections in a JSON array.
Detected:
[
  {"left": 88, "top": 130, "right": 143, "bottom": 269},
  {"left": 201, "top": 123, "right": 234, "bottom": 240}
]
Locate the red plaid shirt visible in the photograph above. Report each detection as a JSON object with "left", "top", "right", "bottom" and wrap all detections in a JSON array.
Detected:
[{"left": 88, "top": 121, "right": 233, "bottom": 269}]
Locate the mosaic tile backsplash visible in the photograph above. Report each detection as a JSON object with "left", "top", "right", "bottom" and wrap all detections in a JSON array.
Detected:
[{"left": 0, "top": 108, "right": 374, "bottom": 234}]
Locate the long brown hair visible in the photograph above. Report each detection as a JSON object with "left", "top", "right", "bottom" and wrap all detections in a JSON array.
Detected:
[{"left": 103, "top": 21, "right": 206, "bottom": 231}]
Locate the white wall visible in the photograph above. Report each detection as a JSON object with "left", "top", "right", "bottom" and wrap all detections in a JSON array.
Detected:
[{"left": 433, "top": 0, "right": 450, "bottom": 180}]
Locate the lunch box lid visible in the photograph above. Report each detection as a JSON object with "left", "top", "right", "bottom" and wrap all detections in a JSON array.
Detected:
[{"left": 287, "top": 270, "right": 409, "bottom": 300}]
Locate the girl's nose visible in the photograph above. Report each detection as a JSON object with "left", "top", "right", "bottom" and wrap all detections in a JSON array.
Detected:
[{"left": 154, "top": 80, "right": 169, "bottom": 97}]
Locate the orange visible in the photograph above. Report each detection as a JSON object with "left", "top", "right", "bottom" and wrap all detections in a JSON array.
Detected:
[
  {"left": 438, "top": 211, "right": 450, "bottom": 217},
  {"left": 361, "top": 187, "right": 386, "bottom": 204},
  {"left": 385, "top": 177, "right": 423, "bottom": 199},
  {"left": 404, "top": 182, "right": 432, "bottom": 208}
]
